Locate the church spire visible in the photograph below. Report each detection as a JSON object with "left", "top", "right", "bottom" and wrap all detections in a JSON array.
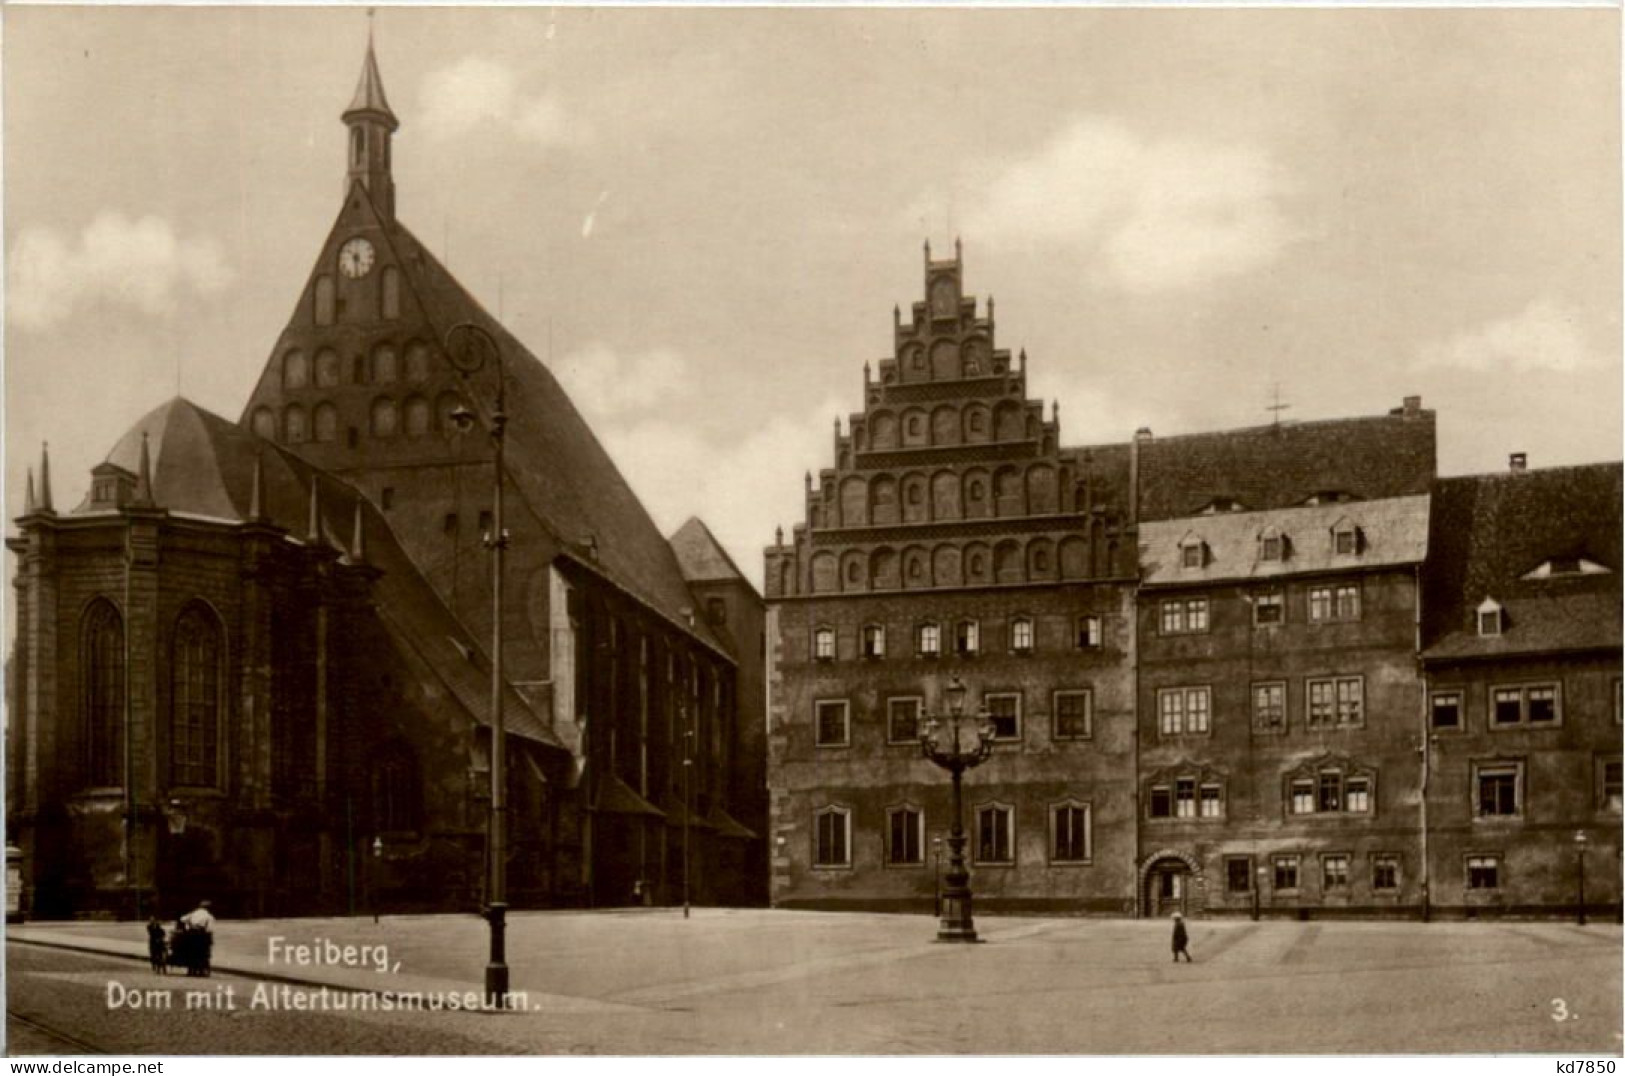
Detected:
[
  {"left": 341, "top": 22, "right": 399, "bottom": 220},
  {"left": 39, "top": 442, "right": 54, "bottom": 515}
]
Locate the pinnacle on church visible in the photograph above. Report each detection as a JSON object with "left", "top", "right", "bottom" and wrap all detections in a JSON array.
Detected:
[
  {"left": 131, "top": 432, "right": 155, "bottom": 508},
  {"left": 39, "top": 442, "right": 54, "bottom": 514},
  {"left": 350, "top": 499, "right": 367, "bottom": 564},
  {"left": 307, "top": 478, "right": 324, "bottom": 545},
  {"left": 249, "top": 454, "right": 265, "bottom": 522},
  {"left": 24, "top": 468, "right": 36, "bottom": 515}
]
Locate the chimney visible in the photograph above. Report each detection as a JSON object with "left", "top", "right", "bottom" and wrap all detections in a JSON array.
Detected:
[
  {"left": 1403, "top": 395, "right": 1421, "bottom": 416},
  {"left": 1509, "top": 452, "right": 1528, "bottom": 474},
  {"left": 1134, "top": 427, "right": 1154, "bottom": 443}
]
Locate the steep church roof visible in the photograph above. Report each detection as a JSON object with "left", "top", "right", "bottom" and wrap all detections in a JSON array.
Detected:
[
  {"left": 670, "top": 517, "right": 750, "bottom": 587},
  {"left": 86, "top": 397, "right": 561, "bottom": 748}
]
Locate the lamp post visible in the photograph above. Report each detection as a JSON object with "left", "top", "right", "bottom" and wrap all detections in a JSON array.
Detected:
[
  {"left": 918, "top": 675, "right": 996, "bottom": 943},
  {"left": 446, "top": 322, "right": 510, "bottom": 1008},
  {"left": 1575, "top": 830, "right": 1589, "bottom": 926},
  {"left": 1254, "top": 863, "right": 1267, "bottom": 921},
  {"left": 682, "top": 705, "right": 693, "bottom": 921},
  {"left": 933, "top": 836, "right": 944, "bottom": 918}
]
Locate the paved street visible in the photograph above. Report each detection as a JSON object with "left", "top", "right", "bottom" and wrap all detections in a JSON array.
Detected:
[{"left": 8, "top": 909, "right": 1622, "bottom": 1054}]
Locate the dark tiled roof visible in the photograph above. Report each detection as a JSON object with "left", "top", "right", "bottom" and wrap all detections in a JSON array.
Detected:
[
  {"left": 90, "top": 398, "right": 561, "bottom": 748},
  {"left": 379, "top": 220, "right": 726, "bottom": 657},
  {"left": 669, "top": 517, "right": 751, "bottom": 587},
  {"left": 1423, "top": 463, "right": 1622, "bottom": 661},
  {"left": 1136, "top": 411, "right": 1436, "bottom": 522}
]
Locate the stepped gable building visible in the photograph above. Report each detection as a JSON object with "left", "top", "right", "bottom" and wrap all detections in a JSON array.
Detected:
[
  {"left": 1420, "top": 460, "right": 1622, "bottom": 916},
  {"left": 1135, "top": 404, "right": 1435, "bottom": 918},
  {"left": 764, "top": 243, "right": 1142, "bottom": 913},
  {"left": 8, "top": 40, "right": 764, "bottom": 918}
]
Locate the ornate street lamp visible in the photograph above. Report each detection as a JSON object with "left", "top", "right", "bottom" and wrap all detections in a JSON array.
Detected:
[
  {"left": 371, "top": 836, "right": 383, "bottom": 925},
  {"left": 1575, "top": 830, "right": 1589, "bottom": 926},
  {"left": 919, "top": 675, "right": 996, "bottom": 943},
  {"left": 446, "top": 321, "right": 510, "bottom": 1007}
]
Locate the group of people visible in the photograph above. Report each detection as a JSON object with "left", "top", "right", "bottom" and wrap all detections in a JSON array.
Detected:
[{"left": 146, "top": 900, "right": 215, "bottom": 976}]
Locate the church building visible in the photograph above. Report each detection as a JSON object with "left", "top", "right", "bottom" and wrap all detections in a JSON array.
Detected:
[{"left": 7, "top": 40, "right": 765, "bottom": 919}]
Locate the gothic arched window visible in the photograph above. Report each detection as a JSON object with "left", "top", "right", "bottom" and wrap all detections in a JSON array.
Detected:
[
  {"left": 371, "top": 397, "right": 398, "bottom": 439},
  {"left": 314, "top": 348, "right": 341, "bottom": 388},
  {"left": 403, "top": 395, "right": 431, "bottom": 439},
  {"left": 282, "top": 350, "right": 309, "bottom": 389},
  {"left": 283, "top": 404, "right": 308, "bottom": 444},
  {"left": 171, "top": 604, "right": 222, "bottom": 788},
  {"left": 313, "top": 402, "right": 339, "bottom": 443},
  {"left": 81, "top": 599, "right": 124, "bottom": 788}
]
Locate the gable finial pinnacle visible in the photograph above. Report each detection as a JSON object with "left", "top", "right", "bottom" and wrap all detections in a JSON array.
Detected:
[
  {"left": 24, "top": 467, "right": 36, "bottom": 515},
  {"left": 249, "top": 454, "right": 266, "bottom": 521},
  {"left": 307, "top": 477, "right": 323, "bottom": 544},
  {"left": 132, "top": 431, "right": 155, "bottom": 507},
  {"left": 39, "top": 441, "right": 54, "bottom": 514},
  {"left": 351, "top": 498, "right": 367, "bottom": 563}
]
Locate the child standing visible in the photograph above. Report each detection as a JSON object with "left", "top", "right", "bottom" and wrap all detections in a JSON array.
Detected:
[{"left": 146, "top": 917, "right": 167, "bottom": 974}]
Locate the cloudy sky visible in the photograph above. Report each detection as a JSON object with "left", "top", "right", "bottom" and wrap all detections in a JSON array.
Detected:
[{"left": 5, "top": 6, "right": 1619, "bottom": 592}]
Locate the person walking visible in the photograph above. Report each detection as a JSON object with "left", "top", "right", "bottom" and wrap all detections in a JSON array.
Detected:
[
  {"left": 145, "top": 917, "right": 168, "bottom": 974},
  {"left": 1171, "top": 911, "right": 1192, "bottom": 962}
]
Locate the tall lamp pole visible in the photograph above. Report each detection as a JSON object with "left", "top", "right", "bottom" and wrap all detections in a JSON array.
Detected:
[
  {"left": 1253, "top": 863, "right": 1266, "bottom": 921},
  {"left": 682, "top": 704, "right": 693, "bottom": 920},
  {"left": 919, "top": 675, "right": 996, "bottom": 943},
  {"left": 446, "top": 322, "right": 510, "bottom": 1008},
  {"left": 1575, "top": 831, "right": 1589, "bottom": 926}
]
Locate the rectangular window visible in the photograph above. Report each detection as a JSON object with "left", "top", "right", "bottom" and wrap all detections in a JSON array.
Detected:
[
  {"left": 1492, "top": 684, "right": 1562, "bottom": 726},
  {"left": 862, "top": 624, "right": 885, "bottom": 659},
  {"left": 1158, "top": 686, "right": 1211, "bottom": 736},
  {"left": 814, "top": 700, "right": 849, "bottom": 747},
  {"left": 1322, "top": 854, "right": 1350, "bottom": 890},
  {"left": 1181, "top": 543, "right": 1203, "bottom": 569},
  {"left": 1254, "top": 593, "right": 1284, "bottom": 626},
  {"left": 1187, "top": 598, "right": 1210, "bottom": 632},
  {"left": 1335, "top": 584, "right": 1361, "bottom": 621},
  {"left": 814, "top": 809, "right": 849, "bottom": 868},
  {"left": 1309, "top": 586, "right": 1332, "bottom": 622},
  {"left": 887, "top": 698, "right": 921, "bottom": 745},
  {"left": 1253, "top": 681, "right": 1286, "bottom": 732},
  {"left": 1053, "top": 690, "right": 1092, "bottom": 741},
  {"left": 1149, "top": 785, "right": 1172, "bottom": 819},
  {"left": 1334, "top": 528, "right": 1358, "bottom": 556},
  {"left": 1478, "top": 609, "right": 1502, "bottom": 636},
  {"left": 886, "top": 807, "right": 923, "bottom": 865},
  {"left": 1076, "top": 615, "right": 1102, "bottom": 649},
  {"left": 1336, "top": 677, "right": 1364, "bottom": 725},
  {"left": 1431, "top": 691, "right": 1462, "bottom": 730},
  {"left": 1010, "top": 618, "right": 1034, "bottom": 653},
  {"left": 1227, "top": 857, "right": 1254, "bottom": 893},
  {"left": 986, "top": 693, "right": 1021, "bottom": 741},
  {"left": 813, "top": 628, "right": 836, "bottom": 661},
  {"left": 917, "top": 623, "right": 940, "bottom": 657},
  {"left": 1160, "top": 601, "right": 1185, "bottom": 635},
  {"left": 976, "top": 805, "right": 1014, "bottom": 864},
  {"left": 1372, "top": 854, "right": 1400, "bottom": 891},
  {"left": 1175, "top": 778, "right": 1196, "bottom": 819},
  {"left": 1291, "top": 779, "right": 1315, "bottom": 815},
  {"left": 1466, "top": 854, "right": 1500, "bottom": 890},
  {"left": 1051, "top": 804, "right": 1090, "bottom": 863},
  {"left": 1318, "top": 772, "right": 1342, "bottom": 813},
  {"left": 1475, "top": 763, "right": 1521, "bottom": 818},
  {"left": 1307, "top": 676, "right": 1363, "bottom": 727},
  {"left": 1604, "top": 759, "right": 1623, "bottom": 813},
  {"left": 1261, "top": 535, "right": 1283, "bottom": 561},
  {"left": 954, "top": 620, "right": 980, "bottom": 657},
  {"left": 1345, "top": 777, "right": 1371, "bottom": 813},
  {"left": 1273, "top": 855, "right": 1300, "bottom": 891},
  {"left": 1199, "top": 783, "right": 1223, "bottom": 819}
]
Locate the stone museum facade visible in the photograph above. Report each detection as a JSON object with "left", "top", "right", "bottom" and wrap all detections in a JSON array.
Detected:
[
  {"left": 7, "top": 42, "right": 765, "bottom": 919},
  {"left": 765, "top": 252, "right": 1621, "bottom": 920}
]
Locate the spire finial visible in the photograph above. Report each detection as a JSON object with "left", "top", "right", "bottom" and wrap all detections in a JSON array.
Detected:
[
  {"left": 24, "top": 467, "right": 36, "bottom": 515},
  {"left": 132, "top": 431, "right": 155, "bottom": 507},
  {"left": 923, "top": 238, "right": 931, "bottom": 268},
  {"left": 307, "top": 478, "right": 323, "bottom": 544},
  {"left": 893, "top": 303, "right": 900, "bottom": 327},
  {"left": 775, "top": 525, "right": 784, "bottom": 547},
  {"left": 39, "top": 442, "right": 54, "bottom": 514},
  {"left": 351, "top": 499, "right": 367, "bottom": 563},
  {"left": 954, "top": 236, "right": 962, "bottom": 262},
  {"left": 1019, "top": 347, "right": 1027, "bottom": 370},
  {"left": 249, "top": 454, "right": 265, "bottom": 521}
]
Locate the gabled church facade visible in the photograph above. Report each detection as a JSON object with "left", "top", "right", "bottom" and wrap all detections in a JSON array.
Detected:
[{"left": 7, "top": 41, "right": 765, "bottom": 919}]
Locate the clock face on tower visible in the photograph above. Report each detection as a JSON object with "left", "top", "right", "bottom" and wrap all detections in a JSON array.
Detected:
[{"left": 339, "top": 237, "right": 375, "bottom": 279}]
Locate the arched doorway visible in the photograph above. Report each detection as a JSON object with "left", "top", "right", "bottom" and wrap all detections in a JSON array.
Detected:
[{"left": 1139, "top": 849, "right": 1204, "bottom": 919}]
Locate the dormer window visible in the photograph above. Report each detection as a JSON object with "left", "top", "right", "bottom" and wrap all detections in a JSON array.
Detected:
[
  {"left": 1476, "top": 598, "right": 1504, "bottom": 637},
  {"left": 1522, "top": 556, "right": 1611, "bottom": 580},
  {"left": 1258, "top": 526, "right": 1288, "bottom": 563},
  {"left": 1331, "top": 517, "right": 1361, "bottom": 557},
  {"left": 1199, "top": 497, "right": 1245, "bottom": 514},
  {"left": 1178, "top": 534, "right": 1207, "bottom": 570}
]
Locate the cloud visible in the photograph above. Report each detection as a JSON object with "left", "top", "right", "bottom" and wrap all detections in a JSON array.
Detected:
[
  {"left": 418, "top": 56, "right": 585, "bottom": 149},
  {"left": 1416, "top": 298, "right": 1603, "bottom": 374},
  {"left": 929, "top": 117, "right": 1298, "bottom": 293},
  {"left": 7, "top": 212, "right": 233, "bottom": 331},
  {"left": 555, "top": 343, "right": 691, "bottom": 419},
  {"left": 594, "top": 400, "right": 847, "bottom": 592}
]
